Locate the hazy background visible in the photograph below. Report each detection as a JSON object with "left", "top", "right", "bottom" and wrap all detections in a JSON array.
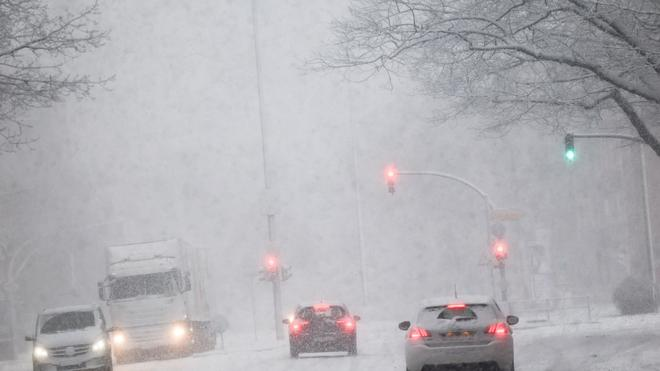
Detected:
[{"left": 1, "top": 0, "right": 658, "bottom": 338}]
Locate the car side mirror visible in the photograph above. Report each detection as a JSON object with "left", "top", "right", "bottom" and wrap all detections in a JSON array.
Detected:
[
  {"left": 353, "top": 315, "right": 361, "bottom": 321},
  {"left": 506, "top": 315, "right": 519, "bottom": 326},
  {"left": 398, "top": 321, "right": 411, "bottom": 331},
  {"left": 183, "top": 273, "right": 192, "bottom": 292},
  {"left": 282, "top": 319, "right": 290, "bottom": 325},
  {"left": 24, "top": 336, "right": 35, "bottom": 342},
  {"left": 97, "top": 282, "right": 108, "bottom": 301}
]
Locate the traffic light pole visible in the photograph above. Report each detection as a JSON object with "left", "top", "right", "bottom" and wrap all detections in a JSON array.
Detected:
[
  {"left": 568, "top": 133, "right": 656, "bottom": 306},
  {"left": 272, "top": 269, "right": 284, "bottom": 340},
  {"left": 498, "top": 261, "right": 508, "bottom": 301}
]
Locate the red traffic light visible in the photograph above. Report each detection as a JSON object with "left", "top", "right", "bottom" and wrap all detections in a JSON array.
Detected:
[
  {"left": 385, "top": 165, "right": 398, "bottom": 183},
  {"left": 385, "top": 165, "right": 398, "bottom": 193},
  {"left": 492, "top": 239, "right": 509, "bottom": 261},
  {"left": 265, "top": 254, "right": 279, "bottom": 272}
]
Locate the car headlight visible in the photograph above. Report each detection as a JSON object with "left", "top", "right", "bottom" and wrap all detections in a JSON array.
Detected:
[
  {"left": 111, "top": 331, "right": 126, "bottom": 346},
  {"left": 92, "top": 339, "right": 106, "bottom": 353},
  {"left": 33, "top": 345, "right": 48, "bottom": 360},
  {"left": 171, "top": 324, "right": 188, "bottom": 339}
]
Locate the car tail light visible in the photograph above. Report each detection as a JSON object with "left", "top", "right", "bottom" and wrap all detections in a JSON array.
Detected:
[
  {"left": 407, "top": 326, "right": 430, "bottom": 340},
  {"left": 447, "top": 303, "right": 467, "bottom": 310},
  {"left": 337, "top": 317, "right": 356, "bottom": 333},
  {"left": 289, "top": 319, "right": 309, "bottom": 335},
  {"left": 486, "top": 322, "right": 510, "bottom": 337}
]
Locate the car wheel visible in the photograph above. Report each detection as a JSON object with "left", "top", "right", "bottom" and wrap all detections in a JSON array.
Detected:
[
  {"left": 290, "top": 343, "right": 299, "bottom": 358},
  {"left": 114, "top": 354, "right": 126, "bottom": 365},
  {"left": 347, "top": 337, "right": 358, "bottom": 356}
]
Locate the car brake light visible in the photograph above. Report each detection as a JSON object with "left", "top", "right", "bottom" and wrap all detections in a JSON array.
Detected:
[
  {"left": 289, "top": 319, "right": 309, "bottom": 335},
  {"left": 337, "top": 317, "right": 355, "bottom": 333},
  {"left": 486, "top": 322, "right": 510, "bottom": 336},
  {"left": 313, "top": 304, "right": 330, "bottom": 313},
  {"left": 408, "top": 326, "right": 430, "bottom": 340},
  {"left": 447, "top": 303, "right": 466, "bottom": 310}
]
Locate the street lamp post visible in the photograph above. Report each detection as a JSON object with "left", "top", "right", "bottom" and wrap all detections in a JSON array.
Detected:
[{"left": 251, "top": 0, "right": 285, "bottom": 340}]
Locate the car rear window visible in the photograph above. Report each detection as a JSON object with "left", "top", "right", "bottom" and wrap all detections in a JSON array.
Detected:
[
  {"left": 297, "top": 305, "right": 346, "bottom": 320},
  {"left": 418, "top": 304, "right": 496, "bottom": 323},
  {"left": 438, "top": 307, "right": 477, "bottom": 319}
]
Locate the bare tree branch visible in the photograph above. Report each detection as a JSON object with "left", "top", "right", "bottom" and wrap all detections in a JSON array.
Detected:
[
  {"left": 321, "top": 0, "right": 660, "bottom": 154},
  {"left": 0, "top": 0, "right": 109, "bottom": 152}
]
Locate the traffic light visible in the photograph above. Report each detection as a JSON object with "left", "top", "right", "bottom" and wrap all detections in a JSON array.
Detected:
[
  {"left": 265, "top": 254, "right": 279, "bottom": 273},
  {"left": 564, "top": 134, "right": 576, "bottom": 162},
  {"left": 385, "top": 165, "right": 398, "bottom": 193},
  {"left": 492, "top": 239, "right": 509, "bottom": 261}
]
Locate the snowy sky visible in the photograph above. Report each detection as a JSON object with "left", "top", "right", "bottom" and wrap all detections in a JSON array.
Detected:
[{"left": 1, "top": 0, "right": 659, "bottom": 334}]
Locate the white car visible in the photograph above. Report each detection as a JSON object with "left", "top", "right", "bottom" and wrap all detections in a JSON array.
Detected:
[
  {"left": 399, "top": 296, "right": 518, "bottom": 371},
  {"left": 25, "top": 305, "right": 113, "bottom": 371}
]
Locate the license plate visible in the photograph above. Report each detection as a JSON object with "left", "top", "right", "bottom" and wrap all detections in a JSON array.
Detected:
[
  {"left": 444, "top": 331, "right": 473, "bottom": 337},
  {"left": 316, "top": 335, "right": 336, "bottom": 342}
]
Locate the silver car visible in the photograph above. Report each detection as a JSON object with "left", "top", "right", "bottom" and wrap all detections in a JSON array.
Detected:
[
  {"left": 25, "top": 305, "right": 113, "bottom": 371},
  {"left": 399, "top": 296, "right": 518, "bottom": 371}
]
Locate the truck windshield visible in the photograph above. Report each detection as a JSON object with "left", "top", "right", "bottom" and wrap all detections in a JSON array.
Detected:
[
  {"left": 40, "top": 311, "right": 95, "bottom": 334},
  {"left": 110, "top": 271, "right": 178, "bottom": 300}
]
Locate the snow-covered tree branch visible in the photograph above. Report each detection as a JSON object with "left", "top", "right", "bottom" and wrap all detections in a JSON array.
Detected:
[
  {"left": 320, "top": 0, "right": 660, "bottom": 156},
  {"left": 0, "top": 0, "right": 109, "bottom": 152}
]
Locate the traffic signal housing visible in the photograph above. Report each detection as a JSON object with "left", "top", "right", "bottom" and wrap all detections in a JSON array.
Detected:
[
  {"left": 564, "top": 134, "right": 576, "bottom": 162},
  {"left": 492, "top": 239, "right": 509, "bottom": 261},
  {"left": 385, "top": 165, "right": 398, "bottom": 193},
  {"left": 265, "top": 254, "right": 279, "bottom": 273}
]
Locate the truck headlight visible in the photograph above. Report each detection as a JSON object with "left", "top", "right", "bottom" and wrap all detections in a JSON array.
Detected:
[
  {"left": 33, "top": 345, "right": 48, "bottom": 360},
  {"left": 92, "top": 339, "right": 106, "bottom": 353},
  {"left": 171, "top": 324, "right": 188, "bottom": 340},
  {"left": 111, "top": 331, "right": 126, "bottom": 346}
]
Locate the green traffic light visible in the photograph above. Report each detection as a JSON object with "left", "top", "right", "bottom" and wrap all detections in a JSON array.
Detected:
[
  {"left": 565, "top": 149, "right": 576, "bottom": 161},
  {"left": 564, "top": 134, "right": 576, "bottom": 162}
]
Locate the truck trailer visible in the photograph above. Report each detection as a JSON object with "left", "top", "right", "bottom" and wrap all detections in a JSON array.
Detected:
[{"left": 98, "top": 239, "right": 216, "bottom": 362}]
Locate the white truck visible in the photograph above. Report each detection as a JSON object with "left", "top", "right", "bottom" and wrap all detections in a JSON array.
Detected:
[{"left": 97, "top": 239, "right": 216, "bottom": 362}]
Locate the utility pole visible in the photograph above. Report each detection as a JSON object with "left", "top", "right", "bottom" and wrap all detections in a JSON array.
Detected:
[
  {"left": 348, "top": 86, "right": 368, "bottom": 304},
  {"left": 250, "top": 0, "right": 285, "bottom": 339}
]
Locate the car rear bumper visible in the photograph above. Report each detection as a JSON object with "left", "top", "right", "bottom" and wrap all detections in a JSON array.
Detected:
[
  {"left": 290, "top": 332, "right": 355, "bottom": 353},
  {"left": 405, "top": 337, "right": 513, "bottom": 371}
]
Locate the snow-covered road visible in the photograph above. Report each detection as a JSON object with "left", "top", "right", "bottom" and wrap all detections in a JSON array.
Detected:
[
  {"left": 116, "top": 316, "right": 660, "bottom": 371},
  {"left": 4, "top": 315, "right": 660, "bottom": 371}
]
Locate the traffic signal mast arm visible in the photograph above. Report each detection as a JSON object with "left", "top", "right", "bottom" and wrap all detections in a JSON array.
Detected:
[
  {"left": 567, "top": 133, "right": 644, "bottom": 143},
  {"left": 394, "top": 170, "right": 495, "bottom": 212}
]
